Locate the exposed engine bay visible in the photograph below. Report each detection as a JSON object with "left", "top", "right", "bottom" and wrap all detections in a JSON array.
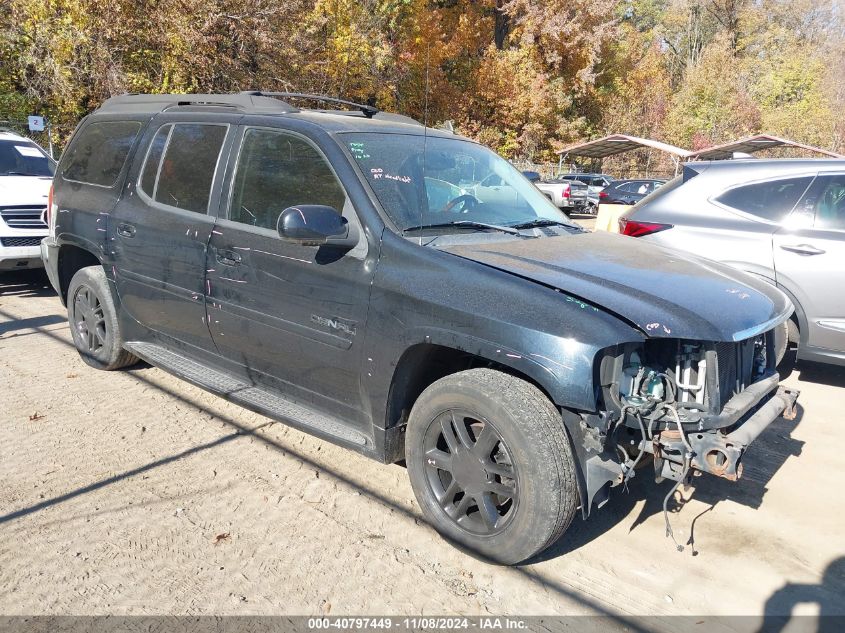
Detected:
[{"left": 562, "top": 329, "right": 799, "bottom": 550}]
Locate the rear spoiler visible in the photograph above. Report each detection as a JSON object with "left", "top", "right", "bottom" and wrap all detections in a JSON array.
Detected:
[{"left": 683, "top": 164, "right": 702, "bottom": 183}]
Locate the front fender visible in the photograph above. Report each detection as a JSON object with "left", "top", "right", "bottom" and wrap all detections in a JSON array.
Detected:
[
  {"left": 391, "top": 326, "right": 585, "bottom": 405},
  {"left": 361, "top": 232, "right": 645, "bottom": 429}
]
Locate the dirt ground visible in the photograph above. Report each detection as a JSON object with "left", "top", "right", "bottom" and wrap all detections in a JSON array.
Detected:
[
  {"left": 570, "top": 212, "right": 597, "bottom": 232},
  {"left": 1, "top": 268, "right": 844, "bottom": 624}
]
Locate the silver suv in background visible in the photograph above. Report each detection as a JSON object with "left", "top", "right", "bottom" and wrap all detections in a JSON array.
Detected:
[{"left": 620, "top": 159, "right": 845, "bottom": 366}]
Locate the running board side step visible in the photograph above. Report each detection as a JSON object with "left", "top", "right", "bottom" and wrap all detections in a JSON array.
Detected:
[{"left": 124, "top": 341, "right": 370, "bottom": 450}]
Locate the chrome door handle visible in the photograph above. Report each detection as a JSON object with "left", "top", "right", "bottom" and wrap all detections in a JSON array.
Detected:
[{"left": 780, "top": 243, "right": 825, "bottom": 256}]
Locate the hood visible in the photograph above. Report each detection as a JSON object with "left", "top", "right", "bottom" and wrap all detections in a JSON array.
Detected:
[
  {"left": 0, "top": 176, "right": 52, "bottom": 206},
  {"left": 442, "top": 231, "right": 792, "bottom": 342}
]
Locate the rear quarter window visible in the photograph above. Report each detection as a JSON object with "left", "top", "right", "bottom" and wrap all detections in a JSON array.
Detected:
[
  {"left": 714, "top": 176, "right": 814, "bottom": 222},
  {"left": 61, "top": 120, "right": 142, "bottom": 187}
]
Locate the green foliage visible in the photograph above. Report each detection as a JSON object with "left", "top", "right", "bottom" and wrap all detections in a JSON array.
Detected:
[
  {"left": 0, "top": 92, "right": 34, "bottom": 121},
  {"left": 664, "top": 33, "right": 761, "bottom": 149}
]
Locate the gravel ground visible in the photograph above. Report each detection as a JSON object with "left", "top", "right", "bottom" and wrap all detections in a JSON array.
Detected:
[{"left": 1, "top": 269, "right": 844, "bottom": 623}]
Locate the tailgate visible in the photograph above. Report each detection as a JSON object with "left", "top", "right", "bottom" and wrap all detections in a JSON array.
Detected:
[{"left": 569, "top": 183, "right": 589, "bottom": 200}]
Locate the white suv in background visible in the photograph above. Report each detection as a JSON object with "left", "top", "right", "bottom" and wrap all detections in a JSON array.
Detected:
[{"left": 0, "top": 130, "right": 55, "bottom": 270}]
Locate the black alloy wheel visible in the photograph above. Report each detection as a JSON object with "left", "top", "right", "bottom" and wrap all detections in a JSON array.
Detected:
[
  {"left": 405, "top": 369, "right": 578, "bottom": 564},
  {"left": 72, "top": 284, "right": 108, "bottom": 356},
  {"left": 422, "top": 409, "right": 519, "bottom": 536},
  {"left": 66, "top": 265, "right": 138, "bottom": 370}
]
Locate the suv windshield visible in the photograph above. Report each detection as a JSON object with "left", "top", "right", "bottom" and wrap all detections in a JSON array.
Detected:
[
  {"left": 343, "top": 133, "right": 572, "bottom": 231},
  {"left": 0, "top": 139, "right": 55, "bottom": 177}
]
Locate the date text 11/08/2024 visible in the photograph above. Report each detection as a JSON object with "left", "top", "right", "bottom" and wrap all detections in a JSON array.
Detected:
[{"left": 307, "top": 617, "right": 528, "bottom": 630}]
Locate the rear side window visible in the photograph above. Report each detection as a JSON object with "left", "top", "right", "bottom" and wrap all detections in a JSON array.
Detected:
[
  {"left": 714, "top": 177, "right": 814, "bottom": 222},
  {"left": 139, "top": 123, "right": 227, "bottom": 214},
  {"left": 62, "top": 120, "right": 141, "bottom": 187}
]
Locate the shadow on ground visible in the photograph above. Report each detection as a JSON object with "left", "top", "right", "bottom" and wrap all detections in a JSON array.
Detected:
[
  {"left": 0, "top": 269, "right": 55, "bottom": 299},
  {"left": 779, "top": 350, "right": 845, "bottom": 388},
  {"left": 758, "top": 556, "right": 845, "bottom": 631}
]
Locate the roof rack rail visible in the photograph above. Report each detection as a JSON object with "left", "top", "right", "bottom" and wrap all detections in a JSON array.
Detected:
[
  {"left": 97, "top": 93, "right": 299, "bottom": 115},
  {"left": 242, "top": 91, "right": 379, "bottom": 118},
  {"left": 161, "top": 100, "right": 243, "bottom": 112}
]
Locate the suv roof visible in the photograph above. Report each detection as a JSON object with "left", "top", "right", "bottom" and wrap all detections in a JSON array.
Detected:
[
  {"left": 96, "top": 91, "right": 430, "bottom": 134},
  {"left": 0, "top": 130, "right": 33, "bottom": 143},
  {"left": 684, "top": 158, "right": 845, "bottom": 179}
]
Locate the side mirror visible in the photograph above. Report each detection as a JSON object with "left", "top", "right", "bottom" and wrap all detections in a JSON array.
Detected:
[{"left": 277, "top": 205, "right": 356, "bottom": 247}]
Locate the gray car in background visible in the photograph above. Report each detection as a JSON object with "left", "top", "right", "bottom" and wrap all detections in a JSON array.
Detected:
[{"left": 620, "top": 159, "right": 845, "bottom": 366}]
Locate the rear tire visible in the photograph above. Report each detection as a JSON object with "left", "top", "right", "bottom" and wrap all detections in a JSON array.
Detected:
[
  {"left": 67, "top": 266, "right": 138, "bottom": 370},
  {"left": 405, "top": 369, "right": 578, "bottom": 565}
]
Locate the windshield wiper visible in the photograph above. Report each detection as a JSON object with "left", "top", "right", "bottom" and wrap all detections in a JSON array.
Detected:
[
  {"left": 2, "top": 171, "right": 49, "bottom": 177},
  {"left": 511, "top": 218, "right": 581, "bottom": 231},
  {"left": 402, "top": 221, "right": 534, "bottom": 237}
]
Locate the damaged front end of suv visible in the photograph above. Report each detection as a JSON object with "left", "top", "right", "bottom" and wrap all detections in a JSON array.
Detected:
[
  {"left": 565, "top": 330, "right": 798, "bottom": 542},
  {"left": 441, "top": 229, "right": 799, "bottom": 553},
  {"left": 441, "top": 230, "right": 800, "bottom": 551}
]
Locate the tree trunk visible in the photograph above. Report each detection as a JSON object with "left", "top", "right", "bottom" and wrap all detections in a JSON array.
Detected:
[{"left": 494, "top": 0, "right": 510, "bottom": 49}]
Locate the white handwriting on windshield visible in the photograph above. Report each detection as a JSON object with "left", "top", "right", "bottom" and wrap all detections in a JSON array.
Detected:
[{"left": 370, "top": 168, "right": 412, "bottom": 184}]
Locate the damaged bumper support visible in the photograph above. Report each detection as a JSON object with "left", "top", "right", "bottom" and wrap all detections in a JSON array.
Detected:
[
  {"left": 562, "top": 383, "right": 800, "bottom": 517},
  {"left": 657, "top": 384, "right": 799, "bottom": 482}
]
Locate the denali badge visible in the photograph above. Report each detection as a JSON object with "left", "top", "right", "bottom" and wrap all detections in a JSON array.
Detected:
[{"left": 311, "top": 314, "right": 357, "bottom": 336}]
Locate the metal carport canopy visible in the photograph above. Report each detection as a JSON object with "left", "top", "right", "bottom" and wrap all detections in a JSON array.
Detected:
[
  {"left": 555, "top": 134, "right": 692, "bottom": 160},
  {"left": 688, "top": 134, "right": 845, "bottom": 160}
]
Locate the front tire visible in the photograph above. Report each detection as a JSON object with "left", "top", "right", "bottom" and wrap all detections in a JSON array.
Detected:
[
  {"left": 405, "top": 369, "right": 578, "bottom": 565},
  {"left": 773, "top": 320, "right": 789, "bottom": 366},
  {"left": 67, "top": 265, "right": 138, "bottom": 370}
]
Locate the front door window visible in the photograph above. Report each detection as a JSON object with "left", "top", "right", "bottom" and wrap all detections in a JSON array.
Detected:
[{"left": 228, "top": 128, "right": 346, "bottom": 230}]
